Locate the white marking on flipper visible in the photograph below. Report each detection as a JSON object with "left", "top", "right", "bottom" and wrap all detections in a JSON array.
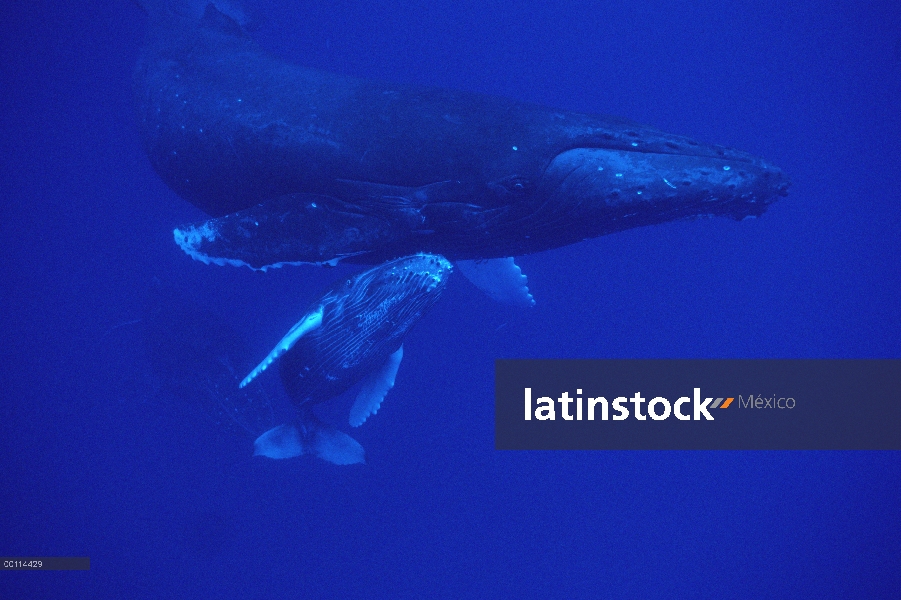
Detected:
[
  {"left": 239, "top": 306, "right": 324, "bottom": 388},
  {"left": 349, "top": 345, "right": 404, "bottom": 427},
  {"left": 173, "top": 227, "right": 366, "bottom": 271},
  {"left": 455, "top": 258, "right": 536, "bottom": 307}
]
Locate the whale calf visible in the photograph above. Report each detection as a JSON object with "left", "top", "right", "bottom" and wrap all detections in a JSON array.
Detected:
[
  {"left": 241, "top": 254, "right": 452, "bottom": 465},
  {"left": 133, "top": 2, "right": 789, "bottom": 272}
]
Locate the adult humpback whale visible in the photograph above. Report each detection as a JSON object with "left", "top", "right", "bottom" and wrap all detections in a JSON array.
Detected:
[
  {"left": 241, "top": 254, "right": 452, "bottom": 465},
  {"left": 133, "top": 2, "right": 789, "bottom": 272}
]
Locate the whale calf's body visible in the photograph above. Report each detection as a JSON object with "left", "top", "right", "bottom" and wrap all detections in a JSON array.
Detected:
[
  {"left": 242, "top": 254, "right": 452, "bottom": 464},
  {"left": 133, "top": 3, "right": 789, "bottom": 271}
]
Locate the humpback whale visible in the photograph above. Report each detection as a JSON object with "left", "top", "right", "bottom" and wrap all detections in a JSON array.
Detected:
[
  {"left": 132, "top": 2, "right": 789, "bottom": 272},
  {"left": 241, "top": 254, "right": 452, "bottom": 465}
]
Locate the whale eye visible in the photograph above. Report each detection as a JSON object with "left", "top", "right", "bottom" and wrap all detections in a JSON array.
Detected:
[{"left": 489, "top": 175, "right": 532, "bottom": 198}]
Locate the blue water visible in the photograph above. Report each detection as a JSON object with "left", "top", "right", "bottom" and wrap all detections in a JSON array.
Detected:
[{"left": 2, "top": 0, "right": 899, "bottom": 597}]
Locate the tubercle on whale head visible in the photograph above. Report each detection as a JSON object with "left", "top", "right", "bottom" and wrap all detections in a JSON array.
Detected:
[
  {"left": 397, "top": 253, "right": 453, "bottom": 278},
  {"left": 411, "top": 254, "right": 453, "bottom": 290}
]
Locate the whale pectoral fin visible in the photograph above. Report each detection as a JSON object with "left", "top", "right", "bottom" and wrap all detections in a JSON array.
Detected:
[
  {"left": 253, "top": 423, "right": 304, "bottom": 459},
  {"left": 349, "top": 345, "right": 404, "bottom": 427},
  {"left": 253, "top": 418, "right": 365, "bottom": 465},
  {"left": 173, "top": 193, "right": 398, "bottom": 271},
  {"left": 240, "top": 306, "right": 324, "bottom": 388},
  {"left": 456, "top": 258, "right": 536, "bottom": 307}
]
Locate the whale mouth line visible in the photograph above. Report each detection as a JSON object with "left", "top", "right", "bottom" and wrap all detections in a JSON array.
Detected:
[{"left": 554, "top": 144, "right": 780, "bottom": 169}]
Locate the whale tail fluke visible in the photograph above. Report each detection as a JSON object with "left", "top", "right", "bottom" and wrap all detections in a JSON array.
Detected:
[
  {"left": 309, "top": 426, "right": 367, "bottom": 466},
  {"left": 253, "top": 413, "right": 365, "bottom": 465}
]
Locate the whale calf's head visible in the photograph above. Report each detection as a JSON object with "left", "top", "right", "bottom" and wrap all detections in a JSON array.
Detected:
[
  {"left": 326, "top": 253, "right": 453, "bottom": 335},
  {"left": 279, "top": 253, "right": 452, "bottom": 403}
]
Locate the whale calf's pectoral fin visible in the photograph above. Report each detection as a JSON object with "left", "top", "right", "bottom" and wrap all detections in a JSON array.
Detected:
[
  {"left": 349, "top": 345, "right": 404, "bottom": 427},
  {"left": 240, "top": 307, "right": 324, "bottom": 388},
  {"left": 456, "top": 258, "right": 535, "bottom": 307},
  {"left": 254, "top": 419, "right": 365, "bottom": 465}
]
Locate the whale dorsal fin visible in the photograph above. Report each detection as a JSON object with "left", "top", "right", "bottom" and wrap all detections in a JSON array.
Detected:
[
  {"left": 349, "top": 345, "right": 404, "bottom": 427},
  {"left": 239, "top": 306, "right": 324, "bottom": 388},
  {"left": 456, "top": 258, "right": 535, "bottom": 307},
  {"left": 198, "top": 2, "right": 253, "bottom": 37}
]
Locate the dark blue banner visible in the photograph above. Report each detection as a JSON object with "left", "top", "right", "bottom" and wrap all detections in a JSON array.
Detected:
[{"left": 495, "top": 360, "right": 901, "bottom": 450}]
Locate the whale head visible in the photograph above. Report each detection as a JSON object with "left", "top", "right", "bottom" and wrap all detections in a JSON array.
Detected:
[{"left": 278, "top": 253, "right": 452, "bottom": 404}]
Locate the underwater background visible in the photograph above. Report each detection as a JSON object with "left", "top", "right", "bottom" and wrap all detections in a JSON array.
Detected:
[{"left": 2, "top": 0, "right": 899, "bottom": 597}]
